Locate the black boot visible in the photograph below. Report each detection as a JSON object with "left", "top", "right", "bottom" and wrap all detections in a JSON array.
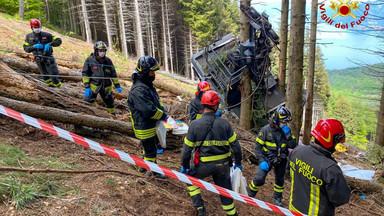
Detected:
[
  {"left": 273, "top": 192, "right": 283, "bottom": 207},
  {"left": 197, "top": 206, "right": 206, "bottom": 216},
  {"left": 247, "top": 188, "right": 258, "bottom": 198}
]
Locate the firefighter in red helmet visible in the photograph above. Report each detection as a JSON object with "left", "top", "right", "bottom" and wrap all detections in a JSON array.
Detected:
[
  {"left": 289, "top": 119, "right": 350, "bottom": 216},
  {"left": 188, "top": 81, "right": 212, "bottom": 122},
  {"left": 23, "top": 19, "right": 63, "bottom": 87},
  {"left": 181, "top": 90, "right": 242, "bottom": 216}
]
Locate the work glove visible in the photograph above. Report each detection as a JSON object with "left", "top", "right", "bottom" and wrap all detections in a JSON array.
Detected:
[
  {"left": 234, "top": 164, "right": 243, "bottom": 171},
  {"left": 216, "top": 109, "right": 222, "bottom": 117},
  {"left": 260, "top": 161, "right": 269, "bottom": 172},
  {"left": 280, "top": 125, "right": 291, "bottom": 137},
  {"left": 181, "top": 167, "right": 188, "bottom": 174},
  {"left": 34, "top": 44, "right": 43, "bottom": 49},
  {"left": 117, "top": 87, "right": 122, "bottom": 93},
  {"left": 43, "top": 43, "right": 51, "bottom": 52},
  {"left": 84, "top": 88, "right": 92, "bottom": 97}
]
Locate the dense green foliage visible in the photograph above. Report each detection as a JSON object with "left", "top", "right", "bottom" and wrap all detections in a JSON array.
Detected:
[
  {"left": 327, "top": 65, "right": 382, "bottom": 146},
  {"left": 0, "top": 0, "right": 45, "bottom": 21},
  {"left": 178, "top": 0, "right": 239, "bottom": 47}
]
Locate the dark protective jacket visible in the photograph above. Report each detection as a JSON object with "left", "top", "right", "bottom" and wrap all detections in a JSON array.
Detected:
[
  {"left": 288, "top": 142, "right": 350, "bottom": 216},
  {"left": 181, "top": 112, "right": 242, "bottom": 169},
  {"left": 82, "top": 53, "right": 121, "bottom": 92},
  {"left": 128, "top": 80, "right": 166, "bottom": 140},
  {"left": 23, "top": 32, "right": 62, "bottom": 56},
  {"left": 254, "top": 123, "right": 297, "bottom": 165},
  {"left": 188, "top": 95, "right": 203, "bottom": 122}
]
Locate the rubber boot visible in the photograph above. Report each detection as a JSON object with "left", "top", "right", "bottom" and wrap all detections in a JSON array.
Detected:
[
  {"left": 273, "top": 192, "right": 283, "bottom": 207},
  {"left": 247, "top": 187, "right": 258, "bottom": 198},
  {"left": 197, "top": 206, "right": 206, "bottom": 216}
]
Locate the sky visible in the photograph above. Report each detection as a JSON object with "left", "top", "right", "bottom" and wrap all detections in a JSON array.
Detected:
[{"left": 250, "top": 0, "right": 383, "bottom": 70}]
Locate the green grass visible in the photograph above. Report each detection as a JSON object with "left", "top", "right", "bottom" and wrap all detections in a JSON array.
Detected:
[
  {"left": 1, "top": 13, "right": 16, "bottom": 20},
  {"left": 105, "top": 178, "right": 117, "bottom": 186},
  {"left": 0, "top": 144, "right": 72, "bottom": 209}
]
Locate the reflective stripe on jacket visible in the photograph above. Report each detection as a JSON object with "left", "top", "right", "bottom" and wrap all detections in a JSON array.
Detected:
[
  {"left": 289, "top": 142, "right": 350, "bottom": 216},
  {"left": 127, "top": 80, "right": 165, "bottom": 140},
  {"left": 23, "top": 32, "right": 62, "bottom": 56},
  {"left": 254, "top": 124, "right": 297, "bottom": 164},
  {"left": 181, "top": 112, "right": 242, "bottom": 169},
  {"left": 81, "top": 53, "right": 120, "bottom": 90}
]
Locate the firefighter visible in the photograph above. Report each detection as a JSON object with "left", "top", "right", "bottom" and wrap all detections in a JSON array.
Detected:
[
  {"left": 127, "top": 56, "right": 167, "bottom": 178},
  {"left": 289, "top": 119, "right": 350, "bottom": 216},
  {"left": 82, "top": 41, "right": 122, "bottom": 115},
  {"left": 181, "top": 90, "right": 242, "bottom": 216},
  {"left": 248, "top": 106, "right": 297, "bottom": 207},
  {"left": 188, "top": 81, "right": 211, "bottom": 122},
  {"left": 23, "top": 18, "right": 62, "bottom": 87}
]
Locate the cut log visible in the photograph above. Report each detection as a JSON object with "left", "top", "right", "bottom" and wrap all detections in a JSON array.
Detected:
[
  {"left": 0, "top": 56, "right": 82, "bottom": 82},
  {"left": 0, "top": 96, "right": 134, "bottom": 136},
  {"left": 345, "top": 175, "right": 384, "bottom": 194}
]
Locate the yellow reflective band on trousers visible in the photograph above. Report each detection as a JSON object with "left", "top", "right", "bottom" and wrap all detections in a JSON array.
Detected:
[
  {"left": 249, "top": 181, "right": 260, "bottom": 192},
  {"left": 144, "top": 157, "right": 156, "bottom": 162},
  {"left": 263, "top": 146, "right": 269, "bottom": 152},
  {"left": 151, "top": 108, "right": 163, "bottom": 120},
  {"left": 130, "top": 113, "right": 156, "bottom": 139},
  {"left": 281, "top": 143, "right": 287, "bottom": 148},
  {"left": 228, "top": 133, "right": 237, "bottom": 143},
  {"left": 196, "top": 114, "right": 202, "bottom": 119},
  {"left": 184, "top": 138, "right": 195, "bottom": 147},
  {"left": 309, "top": 183, "right": 320, "bottom": 215},
  {"left": 274, "top": 183, "right": 284, "bottom": 193},
  {"left": 187, "top": 185, "right": 201, "bottom": 197},
  {"left": 106, "top": 107, "right": 115, "bottom": 114},
  {"left": 105, "top": 85, "right": 113, "bottom": 92},
  {"left": 24, "top": 42, "right": 30, "bottom": 46},
  {"left": 44, "top": 79, "right": 52, "bottom": 83},
  {"left": 52, "top": 82, "right": 62, "bottom": 88},
  {"left": 256, "top": 137, "right": 265, "bottom": 144},
  {"left": 200, "top": 152, "right": 231, "bottom": 162},
  {"left": 222, "top": 203, "right": 237, "bottom": 215}
]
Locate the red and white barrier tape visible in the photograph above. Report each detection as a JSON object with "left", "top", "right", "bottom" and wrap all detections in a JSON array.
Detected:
[{"left": 0, "top": 105, "right": 304, "bottom": 216}]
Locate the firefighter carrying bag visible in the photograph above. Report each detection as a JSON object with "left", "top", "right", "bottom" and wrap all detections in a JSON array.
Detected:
[{"left": 193, "top": 116, "right": 216, "bottom": 165}]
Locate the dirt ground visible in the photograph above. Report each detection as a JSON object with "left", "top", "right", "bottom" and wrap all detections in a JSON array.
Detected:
[
  {"left": 0, "top": 13, "right": 383, "bottom": 216},
  {"left": 1, "top": 113, "right": 384, "bottom": 216}
]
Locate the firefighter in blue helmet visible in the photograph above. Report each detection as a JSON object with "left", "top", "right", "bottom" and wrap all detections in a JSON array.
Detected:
[
  {"left": 127, "top": 56, "right": 167, "bottom": 178},
  {"left": 82, "top": 41, "right": 122, "bottom": 115},
  {"left": 248, "top": 106, "right": 297, "bottom": 207}
]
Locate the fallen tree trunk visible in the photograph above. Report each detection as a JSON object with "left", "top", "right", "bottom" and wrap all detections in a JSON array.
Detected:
[
  {"left": 0, "top": 96, "right": 134, "bottom": 136},
  {"left": 345, "top": 175, "right": 384, "bottom": 194},
  {"left": 0, "top": 56, "right": 82, "bottom": 82}
]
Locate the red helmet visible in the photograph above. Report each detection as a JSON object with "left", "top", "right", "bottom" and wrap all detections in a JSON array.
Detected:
[
  {"left": 30, "top": 19, "right": 41, "bottom": 28},
  {"left": 201, "top": 90, "right": 220, "bottom": 106},
  {"left": 311, "top": 119, "right": 345, "bottom": 149},
  {"left": 196, "top": 81, "right": 211, "bottom": 95}
]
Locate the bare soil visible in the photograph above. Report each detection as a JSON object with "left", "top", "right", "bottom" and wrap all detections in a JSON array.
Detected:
[{"left": 0, "top": 14, "right": 383, "bottom": 216}]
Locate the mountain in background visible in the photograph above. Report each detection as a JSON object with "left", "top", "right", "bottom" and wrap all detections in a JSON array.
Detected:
[{"left": 328, "top": 63, "right": 383, "bottom": 109}]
